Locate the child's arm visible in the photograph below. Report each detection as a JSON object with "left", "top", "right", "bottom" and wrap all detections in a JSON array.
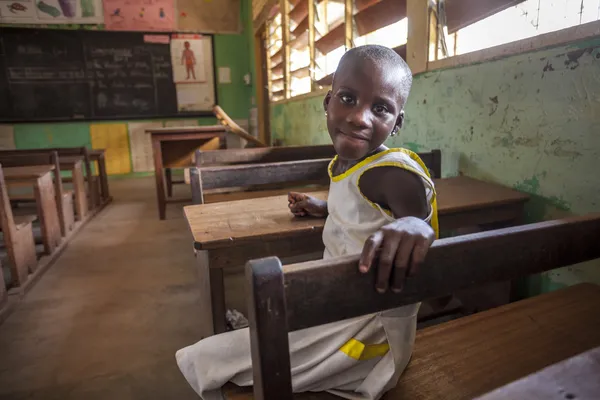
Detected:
[
  {"left": 358, "top": 167, "right": 435, "bottom": 293},
  {"left": 288, "top": 192, "right": 328, "bottom": 218}
]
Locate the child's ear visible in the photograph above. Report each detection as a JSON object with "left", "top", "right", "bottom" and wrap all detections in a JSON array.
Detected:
[
  {"left": 396, "top": 109, "right": 405, "bottom": 130},
  {"left": 323, "top": 91, "right": 332, "bottom": 113}
]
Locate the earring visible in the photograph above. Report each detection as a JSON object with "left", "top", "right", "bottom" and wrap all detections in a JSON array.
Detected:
[{"left": 391, "top": 127, "right": 399, "bottom": 136}]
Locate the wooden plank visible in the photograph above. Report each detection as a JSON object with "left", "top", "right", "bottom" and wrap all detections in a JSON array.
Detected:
[
  {"left": 354, "top": 0, "right": 406, "bottom": 37},
  {"left": 476, "top": 347, "right": 600, "bottom": 399},
  {"left": 282, "top": 0, "right": 291, "bottom": 99},
  {"left": 196, "top": 145, "right": 336, "bottom": 165},
  {"left": 406, "top": 0, "right": 429, "bottom": 74},
  {"left": 184, "top": 176, "right": 528, "bottom": 250},
  {"left": 315, "top": 23, "right": 345, "bottom": 55},
  {"left": 198, "top": 159, "right": 330, "bottom": 190},
  {"left": 271, "top": 214, "right": 600, "bottom": 331},
  {"left": 3, "top": 165, "right": 55, "bottom": 180},
  {"left": 445, "top": 0, "right": 526, "bottom": 34}
]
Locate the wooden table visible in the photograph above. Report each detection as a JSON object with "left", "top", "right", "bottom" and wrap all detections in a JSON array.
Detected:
[
  {"left": 5, "top": 165, "right": 61, "bottom": 254},
  {"left": 147, "top": 126, "right": 228, "bottom": 220},
  {"left": 224, "top": 283, "right": 600, "bottom": 399},
  {"left": 184, "top": 176, "right": 530, "bottom": 335},
  {"left": 59, "top": 156, "right": 88, "bottom": 221}
]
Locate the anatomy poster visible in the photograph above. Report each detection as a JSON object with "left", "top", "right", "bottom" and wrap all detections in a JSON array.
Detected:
[
  {"left": 0, "top": 0, "right": 103, "bottom": 23},
  {"left": 170, "top": 34, "right": 206, "bottom": 83},
  {"left": 103, "top": 0, "right": 174, "bottom": 31}
]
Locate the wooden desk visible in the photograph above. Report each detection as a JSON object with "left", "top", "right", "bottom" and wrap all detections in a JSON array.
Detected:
[
  {"left": 223, "top": 283, "right": 600, "bottom": 399},
  {"left": 88, "top": 149, "right": 110, "bottom": 207},
  {"left": 59, "top": 156, "right": 87, "bottom": 221},
  {"left": 476, "top": 346, "right": 600, "bottom": 400},
  {"left": 147, "top": 126, "right": 228, "bottom": 220},
  {"left": 5, "top": 165, "right": 61, "bottom": 254},
  {"left": 184, "top": 176, "right": 529, "bottom": 335}
]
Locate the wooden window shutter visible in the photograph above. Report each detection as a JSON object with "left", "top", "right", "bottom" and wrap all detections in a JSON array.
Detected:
[
  {"left": 354, "top": 0, "right": 407, "bottom": 37},
  {"left": 445, "top": 0, "right": 526, "bottom": 34}
]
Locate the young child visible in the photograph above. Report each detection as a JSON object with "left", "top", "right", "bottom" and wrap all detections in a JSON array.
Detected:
[{"left": 176, "top": 45, "right": 437, "bottom": 400}]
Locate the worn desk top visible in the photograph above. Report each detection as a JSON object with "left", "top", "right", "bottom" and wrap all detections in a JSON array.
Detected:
[
  {"left": 58, "top": 155, "right": 83, "bottom": 168},
  {"left": 184, "top": 176, "right": 529, "bottom": 250},
  {"left": 224, "top": 283, "right": 600, "bottom": 399},
  {"left": 4, "top": 165, "right": 55, "bottom": 180},
  {"left": 146, "top": 125, "right": 228, "bottom": 135}
]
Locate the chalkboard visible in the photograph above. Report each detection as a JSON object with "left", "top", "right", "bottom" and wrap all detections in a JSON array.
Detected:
[{"left": 0, "top": 28, "right": 217, "bottom": 122}]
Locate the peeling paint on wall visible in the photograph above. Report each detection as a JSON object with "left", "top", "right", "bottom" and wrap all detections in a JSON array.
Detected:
[{"left": 271, "top": 36, "right": 600, "bottom": 293}]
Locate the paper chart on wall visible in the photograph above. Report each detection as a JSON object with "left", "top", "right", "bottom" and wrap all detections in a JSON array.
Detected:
[
  {"left": 0, "top": 125, "right": 16, "bottom": 150},
  {"left": 90, "top": 123, "right": 131, "bottom": 175},
  {"left": 0, "top": 0, "right": 103, "bottom": 24},
  {"left": 103, "top": 0, "right": 174, "bottom": 31},
  {"left": 170, "top": 34, "right": 206, "bottom": 84},
  {"left": 128, "top": 122, "right": 161, "bottom": 172}
]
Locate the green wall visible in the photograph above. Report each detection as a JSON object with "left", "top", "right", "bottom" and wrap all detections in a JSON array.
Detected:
[
  {"left": 271, "top": 36, "right": 600, "bottom": 294},
  {"left": 1, "top": 0, "right": 255, "bottom": 172}
]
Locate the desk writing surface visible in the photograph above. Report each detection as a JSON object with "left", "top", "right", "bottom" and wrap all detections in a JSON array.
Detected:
[
  {"left": 184, "top": 176, "right": 529, "bottom": 250},
  {"left": 3, "top": 165, "right": 55, "bottom": 180},
  {"left": 147, "top": 125, "right": 228, "bottom": 135},
  {"left": 58, "top": 156, "right": 83, "bottom": 168}
]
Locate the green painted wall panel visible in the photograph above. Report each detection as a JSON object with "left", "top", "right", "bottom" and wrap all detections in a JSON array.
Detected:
[
  {"left": 270, "top": 36, "right": 600, "bottom": 293},
  {"left": 14, "top": 122, "right": 91, "bottom": 149}
]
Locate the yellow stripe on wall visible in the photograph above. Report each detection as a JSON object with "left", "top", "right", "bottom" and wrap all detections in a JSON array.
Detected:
[{"left": 90, "top": 123, "right": 131, "bottom": 175}]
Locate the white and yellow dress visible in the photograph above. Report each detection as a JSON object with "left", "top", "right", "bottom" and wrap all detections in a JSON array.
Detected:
[{"left": 176, "top": 148, "right": 438, "bottom": 400}]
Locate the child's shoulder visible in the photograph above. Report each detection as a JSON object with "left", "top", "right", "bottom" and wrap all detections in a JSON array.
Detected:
[{"left": 364, "top": 148, "right": 427, "bottom": 174}]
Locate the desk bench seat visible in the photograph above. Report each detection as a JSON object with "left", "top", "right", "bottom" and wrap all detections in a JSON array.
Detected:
[{"left": 223, "top": 283, "right": 600, "bottom": 400}]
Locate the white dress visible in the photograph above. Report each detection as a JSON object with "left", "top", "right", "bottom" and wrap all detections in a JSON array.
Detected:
[{"left": 176, "top": 148, "right": 438, "bottom": 400}]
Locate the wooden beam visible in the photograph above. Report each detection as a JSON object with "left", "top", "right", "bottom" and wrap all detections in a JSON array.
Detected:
[
  {"left": 406, "top": 0, "right": 429, "bottom": 74},
  {"left": 196, "top": 158, "right": 330, "bottom": 190},
  {"left": 354, "top": 0, "right": 407, "bottom": 37},
  {"left": 344, "top": 0, "right": 353, "bottom": 49},
  {"left": 255, "top": 26, "right": 271, "bottom": 144},
  {"left": 445, "top": 0, "right": 526, "bottom": 34},
  {"left": 308, "top": 0, "right": 316, "bottom": 91},
  {"left": 315, "top": 22, "right": 345, "bottom": 54},
  {"left": 281, "top": 0, "right": 291, "bottom": 99},
  {"left": 195, "top": 145, "right": 336, "bottom": 166}
]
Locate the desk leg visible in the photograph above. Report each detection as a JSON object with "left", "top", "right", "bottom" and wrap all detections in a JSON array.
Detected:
[
  {"left": 195, "top": 250, "right": 227, "bottom": 337},
  {"left": 97, "top": 154, "right": 110, "bottom": 203},
  {"left": 35, "top": 174, "right": 61, "bottom": 254},
  {"left": 72, "top": 163, "right": 88, "bottom": 221},
  {"left": 152, "top": 138, "right": 167, "bottom": 220},
  {"left": 165, "top": 168, "right": 173, "bottom": 198}
]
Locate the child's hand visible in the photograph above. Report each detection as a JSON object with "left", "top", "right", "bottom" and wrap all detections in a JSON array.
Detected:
[
  {"left": 359, "top": 217, "right": 435, "bottom": 293},
  {"left": 288, "top": 192, "right": 328, "bottom": 218}
]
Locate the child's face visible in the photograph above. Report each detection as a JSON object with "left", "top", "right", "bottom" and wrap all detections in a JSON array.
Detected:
[
  {"left": 324, "top": 58, "right": 407, "bottom": 161},
  {"left": 184, "top": 42, "right": 190, "bottom": 49}
]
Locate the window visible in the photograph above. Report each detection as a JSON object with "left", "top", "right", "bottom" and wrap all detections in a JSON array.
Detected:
[
  {"left": 288, "top": 0, "right": 312, "bottom": 97},
  {"left": 267, "top": 12, "right": 284, "bottom": 101},
  {"left": 436, "top": 0, "right": 600, "bottom": 59}
]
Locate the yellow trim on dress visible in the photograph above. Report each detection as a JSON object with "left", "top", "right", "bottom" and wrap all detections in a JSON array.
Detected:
[
  {"left": 353, "top": 149, "right": 440, "bottom": 238},
  {"left": 328, "top": 149, "right": 399, "bottom": 182},
  {"left": 339, "top": 338, "right": 390, "bottom": 361}
]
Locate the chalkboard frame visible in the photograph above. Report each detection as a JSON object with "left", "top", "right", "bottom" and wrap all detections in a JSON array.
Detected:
[{"left": 0, "top": 27, "right": 219, "bottom": 123}]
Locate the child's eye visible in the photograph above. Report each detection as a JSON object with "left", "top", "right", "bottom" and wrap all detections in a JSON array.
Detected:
[
  {"left": 373, "top": 105, "right": 389, "bottom": 114},
  {"left": 340, "top": 94, "right": 355, "bottom": 104}
]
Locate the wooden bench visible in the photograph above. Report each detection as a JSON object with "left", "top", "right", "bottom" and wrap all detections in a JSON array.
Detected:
[
  {"left": 242, "top": 215, "right": 600, "bottom": 399},
  {"left": 189, "top": 149, "right": 442, "bottom": 205},
  {"left": 0, "top": 147, "right": 104, "bottom": 210},
  {"left": 476, "top": 345, "right": 600, "bottom": 399},
  {"left": 0, "top": 152, "right": 75, "bottom": 237},
  {"left": 0, "top": 165, "right": 37, "bottom": 289}
]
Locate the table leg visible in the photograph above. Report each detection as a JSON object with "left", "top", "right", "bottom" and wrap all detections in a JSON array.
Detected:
[
  {"left": 166, "top": 168, "right": 173, "bottom": 198},
  {"left": 72, "top": 163, "right": 88, "bottom": 221},
  {"left": 34, "top": 173, "right": 61, "bottom": 254},
  {"left": 97, "top": 154, "right": 110, "bottom": 203},
  {"left": 195, "top": 250, "right": 227, "bottom": 337},
  {"left": 152, "top": 138, "right": 167, "bottom": 220}
]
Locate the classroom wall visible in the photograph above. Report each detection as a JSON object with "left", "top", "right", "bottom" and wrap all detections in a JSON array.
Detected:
[
  {"left": 270, "top": 36, "right": 600, "bottom": 294},
  {"left": 0, "top": 0, "right": 256, "bottom": 176}
]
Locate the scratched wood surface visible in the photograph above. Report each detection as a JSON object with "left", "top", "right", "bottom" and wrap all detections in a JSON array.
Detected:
[
  {"left": 184, "top": 176, "right": 529, "bottom": 249},
  {"left": 224, "top": 283, "right": 600, "bottom": 400},
  {"left": 475, "top": 346, "right": 600, "bottom": 399}
]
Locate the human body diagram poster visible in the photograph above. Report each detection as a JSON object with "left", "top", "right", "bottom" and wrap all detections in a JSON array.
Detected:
[
  {"left": 103, "top": 0, "right": 174, "bottom": 31},
  {"left": 0, "top": 0, "right": 103, "bottom": 23},
  {"left": 170, "top": 34, "right": 206, "bottom": 83}
]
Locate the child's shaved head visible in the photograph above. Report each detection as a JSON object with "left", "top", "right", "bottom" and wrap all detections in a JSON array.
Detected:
[
  {"left": 333, "top": 45, "right": 412, "bottom": 102},
  {"left": 324, "top": 45, "right": 414, "bottom": 160}
]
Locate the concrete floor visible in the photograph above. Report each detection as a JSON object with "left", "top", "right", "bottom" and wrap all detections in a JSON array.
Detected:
[{"left": 0, "top": 177, "right": 218, "bottom": 399}]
